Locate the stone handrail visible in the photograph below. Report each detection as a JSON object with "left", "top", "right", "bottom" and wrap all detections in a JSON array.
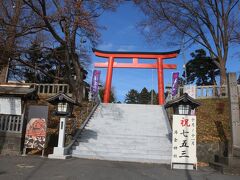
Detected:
[
  {"left": 177, "top": 85, "right": 231, "bottom": 99},
  {"left": 34, "top": 83, "right": 71, "bottom": 95}
]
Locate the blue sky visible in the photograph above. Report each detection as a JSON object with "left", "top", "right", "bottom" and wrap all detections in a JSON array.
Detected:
[{"left": 87, "top": 1, "right": 240, "bottom": 102}]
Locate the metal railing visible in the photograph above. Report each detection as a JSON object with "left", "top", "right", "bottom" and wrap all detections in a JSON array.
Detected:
[{"left": 0, "top": 115, "right": 23, "bottom": 133}]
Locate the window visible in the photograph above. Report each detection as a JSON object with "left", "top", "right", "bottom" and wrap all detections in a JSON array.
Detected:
[{"left": 178, "top": 105, "right": 190, "bottom": 115}]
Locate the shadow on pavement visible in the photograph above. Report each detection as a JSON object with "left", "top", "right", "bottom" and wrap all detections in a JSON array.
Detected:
[
  {"left": 24, "top": 158, "right": 48, "bottom": 180},
  {"left": 185, "top": 170, "right": 193, "bottom": 180},
  {"left": 0, "top": 171, "right": 6, "bottom": 175}
]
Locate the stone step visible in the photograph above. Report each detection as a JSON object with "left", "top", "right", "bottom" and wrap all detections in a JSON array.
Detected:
[
  {"left": 72, "top": 150, "right": 171, "bottom": 160},
  {"left": 71, "top": 104, "right": 172, "bottom": 164},
  {"left": 72, "top": 152, "right": 171, "bottom": 161},
  {"left": 78, "top": 137, "right": 171, "bottom": 145},
  {"left": 84, "top": 127, "right": 166, "bottom": 131},
  {"left": 76, "top": 140, "right": 171, "bottom": 147},
  {"left": 77, "top": 140, "right": 171, "bottom": 147},
  {"left": 74, "top": 141, "right": 172, "bottom": 150},
  {"left": 79, "top": 133, "right": 171, "bottom": 141},
  {"left": 85, "top": 125, "right": 167, "bottom": 131},
  {"left": 72, "top": 153, "right": 171, "bottom": 164},
  {"left": 75, "top": 144, "right": 171, "bottom": 155}
]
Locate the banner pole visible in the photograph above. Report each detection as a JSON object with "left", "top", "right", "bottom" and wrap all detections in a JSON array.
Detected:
[
  {"left": 22, "top": 147, "right": 27, "bottom": 156},
  {"left": 41, "top": 149, "right": 45, "bottom": 157}
]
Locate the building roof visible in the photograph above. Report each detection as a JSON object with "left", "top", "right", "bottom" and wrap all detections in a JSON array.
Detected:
[
  {"left": 47, "top": 92, "right": 76, "bottom": 105},
  {"left": 165, "top": 93, "right": 201, "bottom": 109},
  {"left": 0, "top": 83, "right": 35, "bottom": 96}
]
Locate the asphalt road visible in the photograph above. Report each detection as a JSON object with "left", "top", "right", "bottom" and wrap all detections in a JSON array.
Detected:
[{"left": 0, "top": 156, "right": 239, "bottom": 180}]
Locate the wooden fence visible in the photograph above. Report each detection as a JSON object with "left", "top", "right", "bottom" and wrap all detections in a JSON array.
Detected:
[{"left": 0, "top": 115, "right": 23, "bottom": 133}]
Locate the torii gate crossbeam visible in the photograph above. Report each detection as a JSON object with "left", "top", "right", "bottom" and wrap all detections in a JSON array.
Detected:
[{"left": 93, "top": 49, "right": 180, "bottom": 105}]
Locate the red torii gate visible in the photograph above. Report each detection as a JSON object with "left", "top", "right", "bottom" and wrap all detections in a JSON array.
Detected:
[{"left": 93, "top": 49, "right": 180, "bottom": 105}]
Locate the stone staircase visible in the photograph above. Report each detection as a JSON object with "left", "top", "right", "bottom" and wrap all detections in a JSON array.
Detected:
[{"left": 71, "top": 103, "right": 172, "bottom": 164}]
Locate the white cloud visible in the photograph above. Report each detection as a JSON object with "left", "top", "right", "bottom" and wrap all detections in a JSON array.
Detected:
[
  {"left": 117, "top": 45, "right": 136, "bottom": 51},
  {"left": 118, "top": 25, "right": 135, "bottom": 35},
  {"left": 97, "top": 42, "right": 113, "bottom": 50},
  {"left": 97, "top": 42, "right": 136, "bottom": 52}
]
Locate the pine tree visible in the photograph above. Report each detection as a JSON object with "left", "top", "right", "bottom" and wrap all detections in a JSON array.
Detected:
[
  {"left": 124, "top": 89, "right": 139, "bottom": 104},
  {"left": 99, "top": 87, "right": 116, "bottom": 103},
  {"left": 184, "top": 49, "right": 220, "bottom": 85},
  {"left": 139, "top": 87, "right": 150, "bottom": 104},
  {"left": 9, "top": 42, "right": 59, "bottom": 83}
]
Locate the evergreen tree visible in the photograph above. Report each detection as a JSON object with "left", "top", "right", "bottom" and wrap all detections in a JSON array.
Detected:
[
  {"left": 124, "top": 89, "right": 139, "bottom": 104},
  {"left": 184, "top": 49, "right": 220, "bottom": 86},
  {"left": 23, "top": 42, "right": 58, "bottom": 83},
  {"left": 99, "top": 87, "right": 116, "bottom": 103},
  {"left": 9, "top": 42, "right": 60, "bottom": 83},
  {"left": 139, "top": 87, "right": 150, "bottom": 104}
]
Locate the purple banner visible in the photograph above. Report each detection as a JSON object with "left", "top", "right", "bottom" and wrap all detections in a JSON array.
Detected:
[
  {"left": 91, "top": 70, "right": 101, "bottom": 96},
  {"left": 171, "top": 72, "right": 179, "bottom": 96}
]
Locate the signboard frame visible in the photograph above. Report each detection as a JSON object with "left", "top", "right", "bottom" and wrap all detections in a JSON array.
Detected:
[
  {"left": 23, "top": 105, "right": 49, "bottom": 156},
  {"left": 171, "top": 115, "right": 197, "bottom": 170},
  {"left": 24, "top": 118, "right": 47, "bottom": 156}
]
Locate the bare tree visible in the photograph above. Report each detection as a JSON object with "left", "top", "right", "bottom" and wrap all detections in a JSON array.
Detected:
[
  {"left": 135, "top": 0, "right": 240, "bottom": 85},
  {"left": 22, "top": 0, "right": 120, "bottom": 103},
  {"left": 0, "top": 0, "right": 44, "bottom": 82},
  {"left": 0, "top": 0, "right": 23, "bottom": 82}
]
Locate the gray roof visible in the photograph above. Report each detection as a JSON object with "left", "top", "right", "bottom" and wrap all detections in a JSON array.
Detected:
[
  {"left": 0, "top": 84, "right": 35, "bottom": 96},
  {"left": 165, "top": 93, "right": 201, "bottom": 109},
  {"left": 47, "top": 92, "right": 76, "bottom": 105}
]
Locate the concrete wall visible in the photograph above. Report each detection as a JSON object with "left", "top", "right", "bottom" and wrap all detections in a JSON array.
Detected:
[{"left": 0, "top": 132, "right": 23, "bottom": 155}]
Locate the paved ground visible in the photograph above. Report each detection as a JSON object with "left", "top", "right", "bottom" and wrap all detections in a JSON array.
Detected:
[{"left": 0, "top": 155, "right": 239, "bottom": 180}]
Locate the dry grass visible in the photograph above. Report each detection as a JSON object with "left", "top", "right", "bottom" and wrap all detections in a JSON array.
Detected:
[
  {"left": 196, "top": 98, "right": 231, "bottom": 143},
  {"left": 166, "top": 98, "right": 232, "bottom": 143}
]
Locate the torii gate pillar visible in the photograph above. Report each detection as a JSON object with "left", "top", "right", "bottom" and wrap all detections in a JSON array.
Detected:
[
  {"left": 104, "top": 57, "right": 114, "bottom": 103},
  {"left": 157, "top": 58, "right": 164, "bottom": 105},
  {"left": 93, "top": 49, "right": 180, "bottom": 105}
]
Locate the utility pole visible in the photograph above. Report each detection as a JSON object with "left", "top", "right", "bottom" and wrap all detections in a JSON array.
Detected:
[{"left": 151, "top": 69, "right": 154, "bottom": 104}]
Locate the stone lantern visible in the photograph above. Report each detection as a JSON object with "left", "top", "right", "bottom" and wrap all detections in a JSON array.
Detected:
[
  {"left": 165, "top": 93, "right": 200, "bottom": 115},
  {"left": 47, "top": 92, "right": 76, "bottom": 159}
]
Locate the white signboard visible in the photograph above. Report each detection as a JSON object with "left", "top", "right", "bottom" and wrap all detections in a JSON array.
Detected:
[
  {"left": 0, "top": 97, "right": 22, "bottom": 115},
  {"left": 184, "top": 85, "right": 196, "bottom": 99},
  {"left": 171, "top": 115, "right": 197, "bottom": 169}
]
